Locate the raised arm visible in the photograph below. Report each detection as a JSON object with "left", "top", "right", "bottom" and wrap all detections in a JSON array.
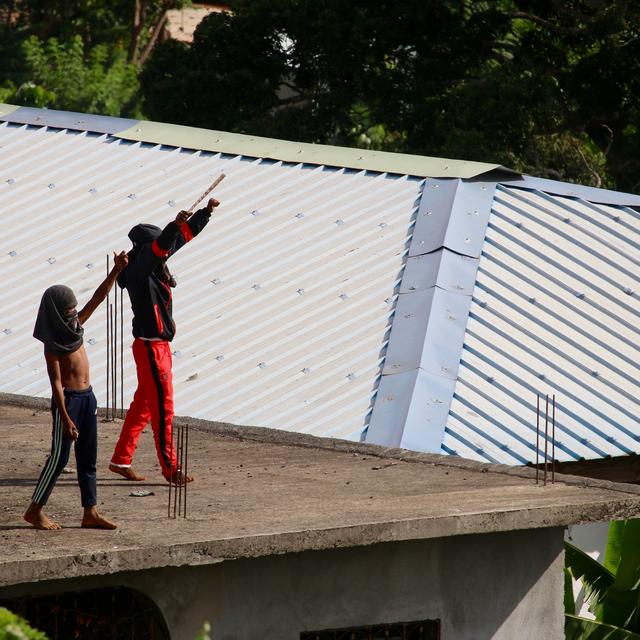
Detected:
[
  {"left": 45, "top": 351, "right": 78, "bottom": 441},
  {"left": 78, "top": 251, "right": 128, "bottom": 325},
  {"left": 169, "top": 198, "right": 220, "bottom": 257}
]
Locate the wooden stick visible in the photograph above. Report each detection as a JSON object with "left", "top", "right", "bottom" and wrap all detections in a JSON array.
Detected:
[{"left": 187, "top": 173, "right": 226, "bottom": 213}]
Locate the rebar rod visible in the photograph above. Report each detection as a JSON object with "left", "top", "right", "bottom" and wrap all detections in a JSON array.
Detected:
[
  {"left": 544, "top": 394, "right": 549, "bottom": 486},
  {"left": 183, "top": 424, "right": 189, "bottom": 518},
  {"left": 535, "top": 394, "right": 540, "bottom": 484},
  {"left": 120, "top": 285, "right": 124, "bottom": 419},
  {"left": 106, "top": 255, "right": 110, "bottom": 420},
  {"left": 167, "top": 429, "right": 174, "bottom": 518},
  {"left": 552, "top": 394, "right": 556, "bottom": 484}
]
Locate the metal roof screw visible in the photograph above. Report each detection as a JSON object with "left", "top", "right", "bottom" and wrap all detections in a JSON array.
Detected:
[
  {"left": 172, "top": 350, "right": 182, "bottom": 357},
  {"left": 302, "top": 367, "right": 311, "bottom": 374},
  {"left": 408, "top": 285, "right": 416, "bottom": 291},
  {"left": 591, "top": 370, "right": 599, "bottom": 377},
  {"left": 447, "top": 314, "right": 457, "bottom": 320},
  {"left": 48, "top": 183, "right": 55, "bottom": 189},
  {"left": 87, "top": 338, "right": 97, "bottom": 345},
  {"left": 575, "top": 292, "right": 585, "bottom": 299},
  {"left": 478, "top": 300, "right": 488, "bottom": 307},
  {"left": 384, "top": 297, "right": 393, "bottom": 304},
  {"left": 424, "top": 210, "right": 433, "bottom": 216},
  {"left": 391, "top": 364, "right": 401, "bottom": 369},
  {"left": 168, "top": 200, "right": 176, "bottom": 207},
  {"left": 214, "top": 138, "right": 221, "bottom": 143},
  {"left": 252, "top": 283, "right": 261, "bottom": 290},
  {"left": 89, "top": 187, "right": 97, "bottom": 194},
  {"left": 563, "top": 217, "right": 571, "bottom": 223},
  {"left": 339, "top": 293, "right": 349, "bottom": 300},
  {"left": 383, "top": 395, "right": 395, "bottom": 402},
  {"left": 357, "top": 156, "right": 364, "bottom": 160},
  {"left": 2, "top": 328, "right": 12, "bottom": 336},
  {"left": 347, "top": 372, "right": 356, "bottom": 380},
  {"left": 9, "top": 251, "right": 17, "bottom": 257},
  {"left": 378, "top": 222, "right": 387, "bottom": 229},
  {"left": 404, "top": 313, "right": 415, "bottom": 319},
  {"left": 441, "top": 366, "right": 449, "bottom": 373},
  {"left": 47, "top": 257, "right": 56, "bottom": 264},
  {"left": 624, "top": 287, "right": 634, "bottom": 295},
  {"left": 127, "top": 193, "right": 136, "bottom": 200},
  {"left": 515, "top": 221, "right": 523, "bottom": 228},
  {"left": 528, "top": 297, "right": 536, "bottom": 303},
  {"left": 258, "top": 361, "right": 267, "bottom": 369},
  {"left": 613, "top": 215, "right": 620, "bottom": 222},
  {"left": 481, "top": 186, "right": 487, "bottom": 191},
  {"left": 464, "top": 237, "right": 471, "bottom": 243},
  {"left": 335, "top": 218, "right": 344, "bottom": 225},
  {"left": 297, "top": 288, "right": 305, "bottom": 295},
  {"left": 443, "top": 165, "right": 449, "bottom": 170},
  {"left": 215, "top": 355, "right": 224, "bottom": 362},
  {"left": 295, "top": 212, "right": 304, "bottom": 218},
  {"left": 432, "top": 397, "right": 443, "bottom": 404},
  {"left": 6, "top": 178, "right": 15, "bottom": 185},
  {"left": 433, "top": 184, "right": 439, "bottom": 188},
  {"left": 250, "top": 209, "right": 261, "bottom": 217},
  {"left": 85, "top": 263, "right": 94, "bottom": 269},
  {"left": 297, "top": 149, "right": 303, "bottom": 154},
  {"left": 473, "top": 210, "right": 479, "bottom": 215},
  {"left": 487, "top": 376, "right": 494, "bottom": 383},
  {"left": 538, "top": 373, "right": 546, "bottom": 379}
]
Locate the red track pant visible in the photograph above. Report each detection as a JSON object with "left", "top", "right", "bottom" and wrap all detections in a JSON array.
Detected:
[{"left": 111, "top": 338, "right": 176, "bottom": 478}]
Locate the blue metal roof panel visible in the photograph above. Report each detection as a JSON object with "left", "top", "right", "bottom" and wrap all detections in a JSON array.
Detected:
[{"left": 443, "top": 185, "right": 640, "bottom": 464}]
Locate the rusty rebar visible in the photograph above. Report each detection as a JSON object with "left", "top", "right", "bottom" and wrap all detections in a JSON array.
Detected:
[
  {"left": 120, "top": 285, "right": 124, "bottom": 419},
  {"left": 544, "top": 394, "right": 549, "bottom": 486},
  {"left": 168, "top": 429, "right": 174, "bottom": 518},
  {"left": 535, "top": 394, "right": 540, "bottom": 484},
  {"left": 106, "top": 255, "right": 110, "bottom": 420},
  {"left": 552, "top": 394, "right": 556, "bottom": 483},
  {"left": 183, "top": 424, "right": 189, "bottom": 518}
]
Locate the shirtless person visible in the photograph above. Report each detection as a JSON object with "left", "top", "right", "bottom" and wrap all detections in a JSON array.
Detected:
[{"left": 24, "top": 251, "right": 127, "bottom": 530}]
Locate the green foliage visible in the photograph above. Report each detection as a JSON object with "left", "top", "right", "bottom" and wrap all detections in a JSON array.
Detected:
[
  {"left": 194, "top": 621, "right": 212, "bottom": 640},
  {"left": 139, "top": 0, "right": 640, "bottom": 190},
  {"left": 565, "top": 519, "right": 640, "bottom": 638},
  {"left": 0, "top": 607, "right": 48, "bottom": 640},
  {"left": 7, "top": 35, "right": 140, "bottom": 116}
]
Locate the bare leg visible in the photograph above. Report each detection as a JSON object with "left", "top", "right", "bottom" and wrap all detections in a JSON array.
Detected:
[
  {"left": 109, "top": 463, "right": 146, "bottom": 481},
  {"left": 24, "top": 502, "right": 61, "bottom": 530},
  {"left": 81, "top": 506, "right": 117, "bottom": 529}
]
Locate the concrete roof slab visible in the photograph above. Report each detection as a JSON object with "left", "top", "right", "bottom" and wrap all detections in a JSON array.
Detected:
[{"left": 2, "top": 397, "right": 640, "bottom": 588}]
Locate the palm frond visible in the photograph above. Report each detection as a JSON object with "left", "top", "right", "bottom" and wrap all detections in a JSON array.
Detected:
[
  {"left": 565, "top": 614, "right": 640, "bottom": 640},
  {"left": 565, "top": 541, "right": 615, "bottom": 607}
]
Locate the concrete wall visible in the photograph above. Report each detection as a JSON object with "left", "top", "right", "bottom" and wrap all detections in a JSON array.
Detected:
[{"left": 1, "top": 527, "right": 565, "bottom": 640}]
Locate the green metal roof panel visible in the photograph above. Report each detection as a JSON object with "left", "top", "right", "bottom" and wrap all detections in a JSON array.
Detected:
[
  {"left": 115, "top": 119, "right": 511, "bottom": 178},
  {"left": 0, "top": 104, "right": 514, "bottom": 179}
]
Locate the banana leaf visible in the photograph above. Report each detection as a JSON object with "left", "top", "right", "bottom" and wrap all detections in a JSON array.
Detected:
[{"left": 565, "top": 614, "right": 640, "bottom": 640}]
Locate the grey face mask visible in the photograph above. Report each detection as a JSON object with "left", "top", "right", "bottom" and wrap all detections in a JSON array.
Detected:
[{"left": 33, "top": 285, "right": 84, "bottom": 354}]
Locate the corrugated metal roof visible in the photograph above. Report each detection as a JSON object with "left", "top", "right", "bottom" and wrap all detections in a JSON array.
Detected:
[
  {"left": 0, "top": 120, "right": 421, "bottom": 441},
  {"left": 2, "top": 105, "right": 639, "bottom": 467},
  {"left": 443, "top": 185, "right": 640, "bottom": 464},
  {"left": 0, "top": 104, "right": 513, "bottom": 179}
]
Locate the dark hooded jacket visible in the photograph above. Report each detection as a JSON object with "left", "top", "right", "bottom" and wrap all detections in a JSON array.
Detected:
[
  {"left": 118, "top": 207, "right": 211, "bottom": 341},
  {"left": 33, "top": 285, "right": 84, "bottom": 354}
]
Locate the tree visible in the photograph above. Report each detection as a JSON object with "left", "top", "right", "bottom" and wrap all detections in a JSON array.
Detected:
[
  {"left": 0, "top": 607, "right": 48, "bottom": 640},
  {"left": 140, "top": 0, "right": 640, "bottom": 190},
  {"left": 565, "top": 519, "right": 640, "bottom": 639}
]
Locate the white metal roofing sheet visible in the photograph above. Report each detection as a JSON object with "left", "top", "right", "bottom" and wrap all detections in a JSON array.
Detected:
[
  {"left": 0, "top": 122, "right": 422, "bottom": 441},
  {"left": 444, "top": 185, "right": 640, "bottom": 464}
]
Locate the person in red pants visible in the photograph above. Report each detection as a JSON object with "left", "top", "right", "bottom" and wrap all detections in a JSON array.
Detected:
[{"left": 110, "top": 198, "right": 219, "bottom": 484}]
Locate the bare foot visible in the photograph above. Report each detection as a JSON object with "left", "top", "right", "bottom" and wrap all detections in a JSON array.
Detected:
[
  {"left": 81, "top": 507, "right": 117, "bottom": 530},
  {"left": 109, "top": 463, "right": 146, "bottom": 481},
  {"left": 167, "top": 470, "right": 194, "bottom": 485},
  {"left": 24, "top": 503, "right": 61, "bottom": 530}
]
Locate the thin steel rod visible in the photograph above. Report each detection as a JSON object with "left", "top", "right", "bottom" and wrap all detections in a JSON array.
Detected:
[
  {"left": 187, "top": 173, "right": 226, "bottom": 213},
  {"left": 120, "top": 285, "right": 124, "bottom": 419},
  {"left": 544, "top": 394, "right": 549, "bottom": 486},
  {"left": 168, "top": 428, "right": 174, "bottom": 518},
  {"left": 106, "top": 255, "right": 110, "bottom": 420},
  {"left": 110, "top": 303, "right": 115, "bottom": 419},
  {"left": 535, "top": 394, "right": 540, "bottom": 484},
  {"left": 178, "top": 424, "right": 185, "bottom": 518},
  {"left": 173, "top": 425, "right": 180, "bottom": 519},
  {"left": 183, "top": 424, "right": 189, "bottom": 518},
  {"left": 552, "top": 394, "right": 556, "bottom": 483}
]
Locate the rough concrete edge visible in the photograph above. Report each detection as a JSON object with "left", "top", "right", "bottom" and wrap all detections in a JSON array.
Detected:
[
  {"left": 4, "top": 392, "right": 640, "bottom": 500},
  {"left": 2, "top": 497, "right": 640, "bottom": 589}
]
